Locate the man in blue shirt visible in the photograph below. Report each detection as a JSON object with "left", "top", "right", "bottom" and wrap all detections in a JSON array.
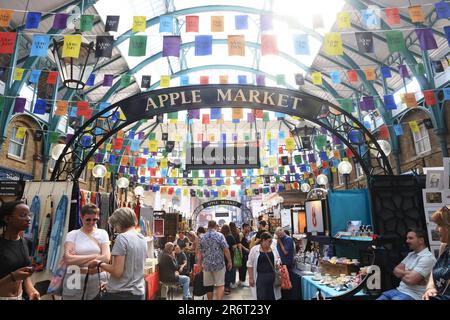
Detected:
[{"left": 275, "top": 227, "right": 295, "bottom": 299}]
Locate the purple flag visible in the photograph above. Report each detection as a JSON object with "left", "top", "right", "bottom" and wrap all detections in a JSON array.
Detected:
[
  {"left": 103, "top": 74, "right": 113, "bottom": 86},
  {"left": 256, "top": 74, "right": 265, "bottom": 86},
  {"left": 119, "top": 166, "right": 126, "bottom": 174},
  {"left": 138, "top": 132, "right": 144, "bottom": 139},
  {"left": 320, "top": 127, "right": 327, "bottom": 134},
  {"left": 398, "top": 65, "right": 409, "bottom": 78},
  {"left": 332, "top": 135, "right": 341, "bottom": 145},
  {"left": 188, "top": 109, "right": 200, "bottom": 119},
  {"left": 260, "top": 15, "right": 273, "bottom": 31},
  {"left": 162, "top": 36, "right": 181, "bottom": 57},
  {"left": 13, "top": 98, "right": 26, "bottom": 114},
  {"left": 95, "top": 153, "right": 103, "bottom": 163},
  {"left": 247, "top": 112, "right": 255, "bottom": 122},
  {"left": 65, "top": 134, "right": 74, "bottom": 144},
  {"left": 415, "top": 28, "right": 438, "bottom": 51},
  {"left": 204, "top": 170, "right": 210, "bottom": 178},
  {"left": 307, "top": 153, "right": 316, "bottom": 163},
  {"left": 362, "top": 96, "right": 375, "bottom": 111},
  {"left": 52, "top": 13, "right": 69, "bottom": 29}
]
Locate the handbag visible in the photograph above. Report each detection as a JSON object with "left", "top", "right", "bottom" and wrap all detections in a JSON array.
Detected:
[
  {"left": 280, "top": 265, "right": 292, "bottom": 290},
  {"left": 233, "top": 247, "right": 243, "bottom": 268},
  {"left": 263, "top": 251, "right": 282, "bottom": 287},
  {"left": 47, "top": 259, "right": 67, "bottom": 295},
  {"left": 81, "top": 264, "right": 106, "bottom": 300}
]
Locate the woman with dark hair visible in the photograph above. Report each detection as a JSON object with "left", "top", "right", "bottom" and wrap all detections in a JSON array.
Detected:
[
  {"left": 247, "top": 232, "right": 282, "bottom": 300},
  {"left": 423, "top": 206, "right": 450, "bottom": 300},
  {"left": 0, "top": 201, "right": 40, "bottom": 300},
  {"left": 221, "top": 224, "right": 236, "bottom": 295}
]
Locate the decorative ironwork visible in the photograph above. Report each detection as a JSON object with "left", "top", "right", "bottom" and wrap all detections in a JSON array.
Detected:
[{"left": 50, "top": 85, "right": 393, "bottom": 181}]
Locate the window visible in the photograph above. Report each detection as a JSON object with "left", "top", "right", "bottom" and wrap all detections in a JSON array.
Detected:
[
  {"left": 413, "top": 123, "right": 431, "bottom": 155},
  {"left": 8, "top": 127, "right": 27, "bottom": 159}
]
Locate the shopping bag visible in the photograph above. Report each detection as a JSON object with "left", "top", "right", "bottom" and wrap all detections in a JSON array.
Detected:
[
  {"left": 47, "top": 259, "right": 67, "bottom": 295},
  {"left": 233, "top": 247, "right": 243, "bottom": 268},
  {"left": 280, "top": 265, "right": 292, "bottom": 290}
]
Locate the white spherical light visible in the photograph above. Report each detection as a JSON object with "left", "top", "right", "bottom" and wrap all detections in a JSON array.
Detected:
[
  {"left": 117, "top": 177, "right": 130, "bottom": 189},
  {"left": 301, "top": 183, "right": 311, "bottom": 193},
  {"left": 134, "top": 186, "right": 144, "bottom": 197},
  {"left": 316, "top": 174, "right": 328, "bottom": 186},
  {"left": 92, "top": 164, "right": 107, "bottom": 178},
  {"left": 370, "top": 140, "right": 392, "bottom": 157},
  {"left": 338, "top": 160, "right": 353, "bottom": 175},
  {"left": 51, "top": 144, "right": 66, "bottom": 160}
]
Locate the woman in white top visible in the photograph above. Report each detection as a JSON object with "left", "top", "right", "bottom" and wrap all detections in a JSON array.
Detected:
[
  {"left": 62, "top": 204, "right": 110, "bottom": 300},
  {"left": 247, "top": 232, "right": 282, "bottom": 300}
]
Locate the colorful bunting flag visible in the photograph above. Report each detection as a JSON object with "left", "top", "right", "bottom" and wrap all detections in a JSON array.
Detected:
[
  {"left": 435, "top": 1, "right": 450, "bottom": 19},
  {"left": 80, "top": 15, "right": 94, "bottom": 32},
  {"left": 86, "top": 74, "right": 95, "bottom": 86},
  {"left": 29, "top": 70, "right": 41, "bottom": 84},
  {"left": 347, "top": 70, "right": 358, "bottom": 83},
  {"left": 120, "top": 74, "right": 131, "bottom": 87},
  {"left": 386, "top": 31, "right": 406, "bottom": 53},
  {"left": 444, "top": 88, "right": 450, "bottom": 101},
  {"left": 103, "top": 74, "right": 113, "bottom": 87},
  {"left": 105, "top": 15, "right": 120, "bottom": 32},
  {"left": 47, "top": 71, "right": 58, "bottom": 84},
  {"left": 256, "top": 75, "right": 265, "bottom": 86},
  {"left": 13, "top": 68, "right": 24, "bottom": 81},
  {"left": 186, "top": 16, "right": 199, "bottom": 32},
  {"left": 33, "top": 99, "right": 46, "bottom": 115},
  {"left": 0, "top": 9, "right": 14, "bottom": 27},
  {"left": 311, "top": 72, "right": 322, "bottom": 85},
  {"left": 13, "top": 97, "right": 26, "bottom": 114},
  {"left": 55, "top": 100, "right": 68, "bottom": 116},
  {"left": 336, "top": 11, "right": 351, "bottom": 29},
  {"left": 195, "top": 35, "right": 212, "bottom": 56},
  {"left": 405, "top": 93, "right": 418, "bottom": 108},
  {"left": 159, "top": 15, "right": 173, "bottom": 33},
  {"left": 385, "top": 7, "right": 400, "bottom": 25},
  {"left": 261, "top": 35, "right": 278, "bottom": 56},
  {"left": 408, "top": 121, "right": 420, "bottom": 133},
  {"left": 408, "top": 5, "right": 425, "bottom": 23},
  {"left": 432, "top": 60, "right": 445, "bottom": 73},
  {"left": 330, "top": 71, "right": 341, "bottom": 84},
  {"left": 423, "top": 90, "right": 437, "bottom": 106},
  {"left": 381, "top": 66, "right": 392, "bottom": 78},
  {"left": 15, "top": 127, "right": 26, "bottom": 139},
  {"left": 0, "top": 32, "right": 16, "bottom": 54},
  {"left": 133, "top": 16, "right": 146, "bottom": 33},
  {"left": 95, "top": 35, "right": 114, "bottom": 58},
  {"left": 162, "top": 36, "right": 181, "bottom": 57},
  {"left": 238, "top": 75, "right": 247, "bottom": 84},
  {"left": 398, "top": 65, "right": 409, "bottom": 78},
  {"left": 355, "top": 32, "right": 374, "bottom": 53},
  {"left": 211, "top": 16, "right": 224, "bottom": 32},
  {"left": 260, "top": 15, "right": 273, "bottom": 31},
  {"left": 200, "top": 75, "right": 209, "bottom": 84},
  {"left": 362, "top": 96, "right": 375, "bottom": 111},
  {"left": 25, "top": 12, "right": 42, "bottom": 29},
  {"left": 293, "top": 34, "right": 310, "bottom": 55},
  {"left": 62, "top": 35, "right": 82, "bottom": 58},
  {"left": 393, "top": 124, "right": 403, "bottom": 136},
  {"left": 295, "top": 73, "right": 305, "bottom": 85},
  {"left": 228, "top": 35, "right": 245, "bottom": 56},
  {"left": 323, "top": 32, "right": 343, "bottom": 56},
  {"left": 129, "top": 35, "right": 147, "bottom": 56},
  {"left": 383, "top": 94, "right": 397, "bottom": 110},
  {"left": 30, "top": 34, "right": 50, "bottom": 57},
  {"left": 160, "top": 75, "right": 170, "bottom": 88},
  {"left": 362, "top": 8, "right": 381, "bottom": 29},
  {"left": 52, "top": 13, "right": 69, "bottom": 29},
  {"left": 415, "top": 28, "right": 438, "bottom": 51},
  {"left": 141, "top": 75, "right": 151, "bottom": 89},
  {"left": 235, "top": 15, "right": 248, "bottom": 30},
  {"left": 339, "top": 98, "right": 353, "bottom": 113},
  {"left": 364, "top": 68, "right": 376, "bottom": 81},
  {"left": 276, "top": 74, "right": 285, "bottom": 85}
]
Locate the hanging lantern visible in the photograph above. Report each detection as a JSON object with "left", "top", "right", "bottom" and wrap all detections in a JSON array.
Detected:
[{"left": 51, "top": 36, "right": 99, "bottom": 91}]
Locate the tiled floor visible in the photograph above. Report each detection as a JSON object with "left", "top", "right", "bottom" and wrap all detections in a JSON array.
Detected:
[{"left": 170, "top": 283, "right": 254, "bottom": 300}]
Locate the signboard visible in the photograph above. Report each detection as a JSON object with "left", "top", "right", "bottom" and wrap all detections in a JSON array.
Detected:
[
  {"left": 186, "top": 143, "right": 260, "bottom": 170},
  {"left": 0, "top": 180, "right": 25, "bottom": 196},
  {"left": 192, "top": 199, "right": 251, "bottom": 219}
]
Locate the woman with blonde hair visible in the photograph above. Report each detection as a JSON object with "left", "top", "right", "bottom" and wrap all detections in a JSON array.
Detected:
[
  {"left": 423, "top": 206, "right": 450, "bottom": 300},
  {"left": 89, "top": 207, "right": 147, "bottom": 300}
]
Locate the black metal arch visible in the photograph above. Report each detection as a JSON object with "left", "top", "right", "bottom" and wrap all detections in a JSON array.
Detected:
[
  {"left": 191, "top": 199, "right": 253, "bottom": 227},
  {"left": 50, "top": 84, "right": 393, "bottom": 181}
]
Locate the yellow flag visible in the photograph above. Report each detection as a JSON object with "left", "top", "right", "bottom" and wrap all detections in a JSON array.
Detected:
[
  {"left": 256, "top": 177, "right": 262, "bottom": 185},
  {"left": 258, "top": 168, "right": 264, "bottom": 176},
  {"left": 364, "top": 68, "right": 376, "bottom": 81},
  {"left": 87, "top": 161, "right": 95, "bottom": 170},
  {"left": 117, "top": 130, "right": 124, "bottom": 139},
  {"left": 62, "top": 35, "right": 82, "bottom": 58},
  {"left": 232, "top": 108, "right": 243, "bottom": 120},
  {"left": 323, "top": 33, "right": 343, "bottom": 56},
  {"left": 219, "top": 75, "right": 228, "bottom": 84},
  {"left": 149, "top": 140, "right": 158, "bottom": 152},
  {"left": 160, "top": 75, "right": 170, "bottom": 88},
  {"left": 337, "top": 12, "right": 351, "bottom": 29},
  {"left": 211, "top": 16, "right": 224, "bottom": 32},
  {"left": 331, "top": 167, "right": 337, "bottom": 173},
  {"left": 408, "top": 121, "right": 420, "bottom": 133},
  {"left": 405, "top": 93, "right": 417, "bottom": 108},
  {"left": 246, "top": 189, "right": 252, "bottom": 196},
  {"left": 13, "top": 68, "right": 24, "bottom": 81},
  {"left": 269, "top": 157, "right": 277, "bottom": 167},
  {"left": 183, "top": 188, "right": 189, "bottom": 196},
  {"left": 106, "top": 171, "right": 111, "bottom": 179},
  {"left": 106, "top": 143, "right": 112, "bottom": 151},
  {"left": 266, "top": 131, "right": 272, "bottom": 140},
  {"left": 171, "top": 168, "right": 177, "bottom": 177},
  {"left": 160, "top": 158, "right": 168, "bottom": 168},
  {"left": 309, "top": 178, "right": 315, "bottom": 185},
  {"left": 15, "top": 127, "right": 26, "bottom": 139},
  {"left": 119, "top": 111, "right": 126, "bottom": 120},
  {"left": 228, "top": 35, "right": 245, "bottom": 56},
  {"left": 209, "top": 134, "right": 215, "bottom": 142},
  {"left": 285, "top": 137, "right": 295, "bottom": 151},
  {"left": 0, "top": 9, "right": 14, "bottom": 27},
  {"left": 178, "top": 179, "right": 183, "bottom": 186},
  {"left": 133, "top": 16, "right": 146, "bottom": 33},
  {"left": 311, "top": 72, "right": 322, "bottom": 85},
  {"left": 121, "top": 156, "right": 128, "bottom": 166}
]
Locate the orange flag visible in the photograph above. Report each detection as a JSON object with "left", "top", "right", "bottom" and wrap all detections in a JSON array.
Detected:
[
  {"left": 228, "top": 35, "right": 245, "bottom": 56},
  {"left": 55, "top": 100, "right": 68, "bottom": 116}
]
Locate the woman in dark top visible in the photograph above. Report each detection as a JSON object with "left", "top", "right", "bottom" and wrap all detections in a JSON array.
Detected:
[
  {"left": 423, "top": 207, "right": 450, "bottom": 300},
  {"left": 221, "top": 224, "right": 236, "bottom": 294},
  {"left": 238, "top": 223, "right": 251, "bottom": 286},
  {"left": 0, "top": 201, "right": 40, "bottom": 300},
  {"left": 174, "top": 245, "right": 189, "bottom": 276}
]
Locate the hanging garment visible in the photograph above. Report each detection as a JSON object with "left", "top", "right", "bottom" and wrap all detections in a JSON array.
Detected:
[
  {"left": 25, "top": 196, "right": 40, "bottom": 258},
  {"left": 90, "top": 191, "right": 97, "bottom": 204},
  {"left": 99, "top": 193, "right": 110, "bottom": 230},
  {"left": 46, "top": 195, "right": 68, "bottom": 273},
  {"left": 134, "top": 199, "right": 141, "bottom": 225},
  {"left": 33, "top": 195, "right": 53, "bottom": 271}
]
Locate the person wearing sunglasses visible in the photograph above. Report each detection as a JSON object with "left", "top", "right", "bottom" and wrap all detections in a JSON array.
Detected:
[{"left": 62, "top": 204, "right": 110, "bottom": 300}]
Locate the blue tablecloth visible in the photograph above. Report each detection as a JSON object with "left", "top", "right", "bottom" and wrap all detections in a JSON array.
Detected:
[{"left": 301, "top": 275, "right": 363, "bottom": 300}]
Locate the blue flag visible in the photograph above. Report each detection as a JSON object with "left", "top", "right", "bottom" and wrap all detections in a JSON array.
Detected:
[
  {"left": 180, "top": 75, "right": 189, "bottom": 86},
  {"left": 380, "top": 66, "right": 392, "bottom": 78},
  {"left": 211, "top": 108, "right": 222, "bottom": 120},
  {"left": 238, "top": 75, "right": 247, "bottom": 84},
  {"left": 86, "top": 74, "right": 95, "bottom": 86},
  {"left": 25, "top": 12, "right": 42, "bottom": 29},
  {"left": 33, "top": 99, "right": 46, "bottom": 115},
  {"left": 278, "top": 131, "right": 285, "bottom": 140},
  {"left": 435, "top": 1, "right": 450, "bottom": 19},
  {"left": 159, "top": 15, "right": 173, "bottom": 33},
  {"left": 147, "top": 158, "right": 156, "bottom": 168},
  {"left": 293, "top": 34, "right": 310, "bottom": 55},
  {"left": 109, "top": 155, "right": 116, "bottom": 164},
  {"left": 444, "top": 26, "right": 450, "bottom": 46},
  {"left": 70, "top": 107, "right": 77, "bottom": 117},
  {"left": 330, "top": 71, "right": 341, "bottom": 84},
  {"left": 140, "top": 176, "right": 146, "bottom": 183},
  {"left": 130, "top": 139, "right": 140, "bottom": 152},
  {"left": 30, "top": 35, "right": 50, "bottom": 57},
  {"left": 444, "top": 88, "right": 450, "bottom": 100},
  {"left": 275, "top": 112, "right": 285, "bottom": 119},
  {"left": 235, "top": 15, "right": 248, "bottom": 30},
  {"left": 195, "top": 35, "right": 212, "bottom": 56},
  {"left": 393, "top": 124, "right": 403, "bottom": 136},
  {"left": 29, "top": 70, "right": 41, "bottom": 84},
  {"left": 383, "top": 94, "right": 397, "bottom": 110}
]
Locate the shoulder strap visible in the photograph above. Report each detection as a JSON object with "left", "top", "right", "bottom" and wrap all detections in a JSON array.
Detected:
[
  {"left": 80, "top": 229, "right": 102, "bottom": 250},
  {"left": 263, "top": 251, "right": 277, "bottom": 273}
]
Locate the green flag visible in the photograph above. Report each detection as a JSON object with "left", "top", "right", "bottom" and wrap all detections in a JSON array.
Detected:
[
  {"left": 192, "top": 170, "right": 199, "bottom": 178},
  {"left": 49, "top": 132, "right": 60, "bottom": 143},
  {"left": 80, "top": 15, "right": 94, "bottom": 32},
  {"left": 338, "top": 98, "right": 353, "bottom": 113},
  {"left": 263, "top": 112, "right": 270, "bottom": 122},
  {"left": 197, "top": 190, "right": 203, "bottom": 197},
  {"left": 276, "top": 74, "right": 285, "bottom": 85},
  {"left": 198, "top": 179, "right": 203, "bottom": 187},
  {"left": 0, "top": 96, "right": 4, "bottom": 112},
  {"left": 244, "top": 133, "right": 250, "bottom": 141},
  {"left": 416, "top": 63, "right": 425, "bottom": 76},
  {"left": 120, "top": 74, "right": 131, "bottom": 87},
  {"left": 278, "top": 166, "right": 285, "bottom": 175},
  {"left": 128, "top": 35, "right": 147, "bottom": 57},
  {"left": 148, "top": 132, "right": 156, "bottom": 140},
  {"left": 294, "top": 154, "right": 302, "bottom": 165},
  {"left": 386, "top": 31, "right": 406, "bottom": 53},
  {"left": 168, "top": 112, "right": 178, "bottom": 120},
  {"left": 315, "top": 135, "right": 327, "bottom": 149}
]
